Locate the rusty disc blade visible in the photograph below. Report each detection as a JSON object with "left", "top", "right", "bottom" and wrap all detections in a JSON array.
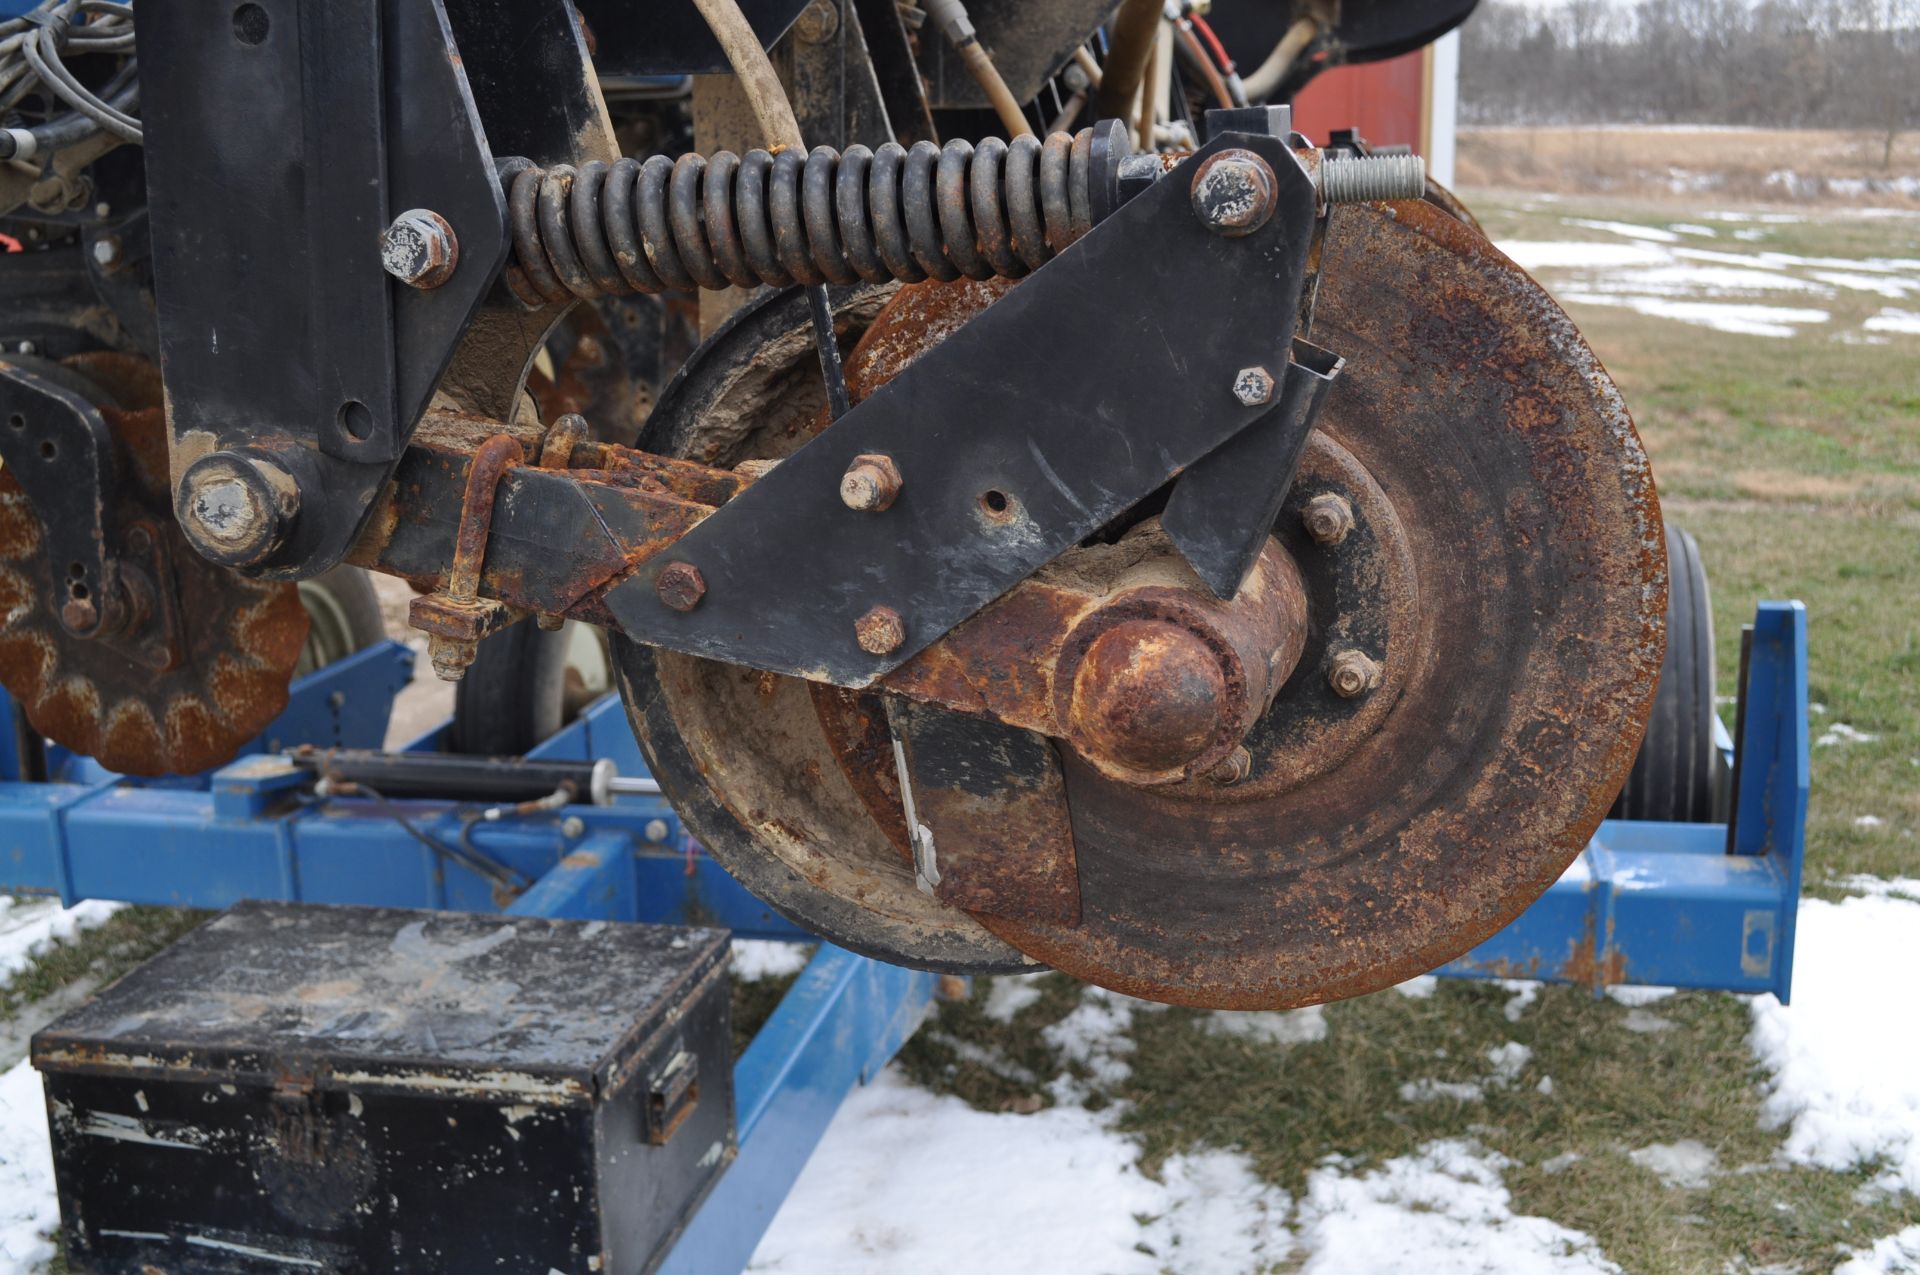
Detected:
[
  {"left": 0, "top": 358, "right": 308, "bottom": 776},
  {"left": 956, "top": 199, "right": 1665, "bottom": 1007}
]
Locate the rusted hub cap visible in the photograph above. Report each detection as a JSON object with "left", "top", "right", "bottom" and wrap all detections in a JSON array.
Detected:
[
  {"left": 1067, "top": 620, "right": 1226, "bottom": 775},
  {"left": 0, "top": 355, "right": 308, "bottom": 776}
]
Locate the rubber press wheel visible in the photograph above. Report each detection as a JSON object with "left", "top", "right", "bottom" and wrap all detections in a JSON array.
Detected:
[
  {"left": 449, "top": 619, "right": 612, "bottom": 755},
  {"left": 293, "top": 566, "right": 388, "bottom": 679},
  {"left": 1611, "top": 524, "right": 1717, "bottom": 823}
]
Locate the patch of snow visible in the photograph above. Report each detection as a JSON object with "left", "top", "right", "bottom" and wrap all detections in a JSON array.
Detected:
[
  {"left": 1394, "top": 975, "right": 1440, "bottom": 999},
  {"left": 1838, "top": 875, "right": 1920, "bottom": 902},
  {"left": 1750, "top": 896, "right": 1920, "bottom": 1194},
  {"left": 1835, "top": 1224, "right": 1920, "bottom": 1275},
  {"left": 729, "top": 939, "right": 813, "bottom": 982},
  {"left": 1042, "top": 986, "right": 1158, "bottom": 1098},
  {"left": 1557, "top": 293, "right": 1830, "bottom": 339},
  {"left": 1204, "top": 1006, "right": 1328, "bottom": 1047},
  {"left": 1628, "top": 1140, "right": 1718, "bottom": 1190},
  {"left": 1293, "top": 1140, "right": 1620, "bottom": 1274},
  {"left": 1536, "top": 1076, "right": 1555, "bottom": 1097},
  {"left": 1855, "top": 815, "right": 1887, "bottom": 829},
  {"left": 1816, "top": 723, "right": 1880, "bottom": 747},
  {"left": 1668, "top": 223, "right": 1718, "bottom": 238},
  {"left": 1487, "top": 1042, "right": 1532, "bottom": 1086},
  {"left": 1809, "top": 270, "right": 1919, "bottom": 299},
  {"left": 1400, "top": 1079, "right": 1487, "bottom": 1104},
  {"left": 1607, "top": 985, "right": 1677, "bottom": 1007},
  {"left": 1541, "top": 1151, "right": 1582, "bottom": 1175},
  {"left": 1563, "top": 217, "right": 1682, "bottom": 243},
  {"left": 747, "top": 1069, "right": 1290, "bottom": 1274},
  {"left": 0, "top": 1058, "right": 57, "bottom": 1273},
  {"left": 0, "top": 897, "right": 121, "bottom": 984},
  {"left": 1864, "top": 308, "right": 1920, "bottom": 336},
  {"left": 1500, "top": 980, "right": 1542, "bottom": 1023},
  {"left": 981, "top": 973, "right": 1045, "bottom": 1024},
  {"left": 1495, "top": 240, "right": 1669, "bottom": 271},
  {"left": 1623, "top": 1009, "right": 1676, "bottom": 1034}
]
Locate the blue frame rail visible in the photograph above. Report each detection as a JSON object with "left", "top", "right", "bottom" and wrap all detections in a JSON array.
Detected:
[{"left": 0, "top": 603, "right": 1809, "bottom": 1270}]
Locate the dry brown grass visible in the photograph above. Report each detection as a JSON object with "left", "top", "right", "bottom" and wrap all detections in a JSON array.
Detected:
[{"left": 1458, "top": 126, "right": 1920, "bottom": 206}]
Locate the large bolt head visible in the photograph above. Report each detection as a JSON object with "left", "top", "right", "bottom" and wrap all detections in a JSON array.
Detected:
[
  {"left": 1190, "top": 149, "right": 1279, "bottom": 238},
  {"left": 840, "top": 453, "right": 903, "bottom": 512},
  {"left": 380, "top": 208, "right": 459, "bottom": 289},
  {"left": 176, "top": 451, "right": 299, "bottom": 567},
  {"left": 1302, "top": 493, "right": 1356, "bottom": 545},
  {"left": 655, "top": 562, "right": 707, "bottom": 612},
  {"left": 1232, "top": 366, "right": 1276, "bottom": 407},
  {"left": 1327, "top": 649, "right": 1384, "bottom": 699},
  {"left": 855, "top": 605, "right": 906, "bottom": 656}
]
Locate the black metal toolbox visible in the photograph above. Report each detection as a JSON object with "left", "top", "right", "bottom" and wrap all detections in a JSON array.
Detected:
[{"left": 31, "top": 901, "right": 735, "bottom": 1274}]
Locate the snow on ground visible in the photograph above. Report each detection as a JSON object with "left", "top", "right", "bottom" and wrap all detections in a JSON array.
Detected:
[
  {"left": 729, "top": 938, "right": 812, "bottom": 981},
  {"left": 1749, "top": 895, "right": 1920, "bottom": 1194},
  {"left": 0, "top": 898, "right": 119, "bottom": 987},
  {"left": 1836, "top": 1224, "right": 1920, "bottom": 1275},
  {"left": 1293, "top": 1140, "right": 1620, "bottom": 1275},
  {"left": 1628, "top": 1140, "right": 1719, "bottom": 1190},
  {"left": 0, "top": 1060, "right": 56, "bottom": 1273},
  {"left": 1203, "top": 1005, "right": 1327, "bottom": 1046},
  {"left": 746, "top": 1068, "right": 1293, "bottom": 1275},
  {"left": 982, "top": 972, "right": 1046, "bottom": 1023},
  {"left": 1494, "top": 218, "right": 1920, "bottom": 342}
]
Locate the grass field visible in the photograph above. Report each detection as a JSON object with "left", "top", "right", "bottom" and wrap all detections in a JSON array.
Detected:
[{"left": 2, "top": 181, "right": 1918, "bottom": 1273}]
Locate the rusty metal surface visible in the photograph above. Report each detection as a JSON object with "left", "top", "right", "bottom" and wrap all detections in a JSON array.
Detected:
[
  {"left": 889, "top": 698, "right": 1082, "bottom": 928},
  {"left": 0, "top": 361, "right": 308, "bottom": 776},
  {"left": 973, "top": 199, "right": 1666, "bottom": 1007}
]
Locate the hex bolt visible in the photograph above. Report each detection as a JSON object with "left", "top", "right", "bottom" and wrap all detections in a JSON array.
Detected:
[
  {"left": 380, "top": 208, "right": 459, "bottom": 289},
  {"left": 1190, "top": 148, "right": 1279, "bottom": 238},
  {"left": 560, "top": 815, "right": 586, "bottom": 839},
  {"left": 60, "top": 595, "right": 99, "bottom": 633},
  {"left": 855, "top": 605, "right": 906, "bottom": 656},
  {"left": 839, "top": 453, "right": 903, "bottom": 512},
  {"left": 1327, "top": 649, "right": 1384, "bottom": 699},
  {"left": 793, "top": 0, "right": 839, "bottom": 42},
  {"left": 176, "top": 450, "right": 301, "bottom": 567},
  {"left": 1302, "top": 493, "right": 1356, "bottom": 546},
  {"left": 90, "top": 235, "right": 121, "bottom": 269},
  {"left": 1232, "top": 366, "right": 1275, "bottom": 407},
  {"left": 644, "top": 818, "right": 670, "bottom": 843},
  {"left": 1209, "top": 745, "right": 1253, "bottom": 786},
  {"left": 655, "top": 562, "right": 707, "bottom": 612}
]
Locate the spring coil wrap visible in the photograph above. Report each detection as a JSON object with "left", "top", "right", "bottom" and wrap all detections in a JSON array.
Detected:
[{"left": 504, "top": 129, "right": 1105, "bottom": 306}]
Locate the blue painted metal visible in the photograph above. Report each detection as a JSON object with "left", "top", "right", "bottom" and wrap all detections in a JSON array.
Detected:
[{"left": 0, "top": 604, "right": 1808, "bottom": 1270}]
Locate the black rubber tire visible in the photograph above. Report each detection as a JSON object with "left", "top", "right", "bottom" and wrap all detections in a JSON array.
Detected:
[
  {"left": 1611, "top": 525, "right": 1717, "bottom": 823},
  {"left": 448, "top": 619, "right": 570, "bottom": 756},
  {"left": 293, "top": 567, "right": 388, "bottom": 678}
]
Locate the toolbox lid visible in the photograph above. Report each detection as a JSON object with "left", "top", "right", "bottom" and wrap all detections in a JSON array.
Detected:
[{"left": 32, "top": 902, "right": 730, "bottom": 1107}]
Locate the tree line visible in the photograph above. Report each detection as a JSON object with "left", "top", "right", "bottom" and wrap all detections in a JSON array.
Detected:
[{"left": 1459, "top": 0, "right": 1920, "bottom": 147}]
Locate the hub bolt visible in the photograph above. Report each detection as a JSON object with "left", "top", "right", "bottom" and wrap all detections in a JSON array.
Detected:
[
  {"left": 840, "top": 453, "right": 903, "bottom": 512},
  {"left": 1327, "top": 649, "right": 1383, "bottom": 699},
  {"left": 1232, "top": 366, "right": 1275, "bottom": 407},
  {"left": 655, "top": 562, "right": 707, "bottom": 612},
  {"left": 1190, "top": 149, "right": 1279, "bottom": 238},
  {"left": 1209, "top": 745, "right": 1253, "bottom": 786},
  {"left": 176, "top": 450, "right": 300, "bottom": 567},
  {"left": 1303, "top": 493, "right": 1356, "bottom": 545},
  {"left": 380, "top": 208, "right": 459, "bottom": 289},
  {"left": 855, "top": 605, "right": 906, "bottom": 656}
]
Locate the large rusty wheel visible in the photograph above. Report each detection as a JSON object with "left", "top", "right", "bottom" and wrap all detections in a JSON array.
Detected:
[
  {"left": 620, "top": 199, "right": 1665, "bottom": 1004},
  {"left": 0, "top": 355, "right": 308, "bottom": 776}
]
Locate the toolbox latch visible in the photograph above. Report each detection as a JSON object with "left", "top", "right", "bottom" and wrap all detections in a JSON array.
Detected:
[{"left": 644, "top": 1045, "right": 698, "bottom": 1146}]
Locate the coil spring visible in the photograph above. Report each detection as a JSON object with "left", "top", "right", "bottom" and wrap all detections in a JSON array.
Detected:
[{"left": 503, "top": 129, "right": 1106, "bottom": 307}]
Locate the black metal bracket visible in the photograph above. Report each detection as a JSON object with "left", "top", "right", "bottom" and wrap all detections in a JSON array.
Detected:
[
  {"left": 138, "top": 0, "right": 510, "bottom": 577},
  {"left": 602, "top": 131, "right": 1320, "bottom": 686},
  {"left": 0, "top": 364, "right": 123, "bottom": 634}
]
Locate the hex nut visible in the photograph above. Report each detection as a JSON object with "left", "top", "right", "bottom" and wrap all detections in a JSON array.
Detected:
[
  {"left": 380, "top": 208, "right": 459, "bottom": 289},
  {"left": 1303, "top": 493, "right": 1356, "bottom": 546},
  {"left": 855, "top": 605, "right": 906, "bottom": 656},
  {"left": 1327, "top": 649, "right": 1384, "bottom": 699},
  {"left": 1209, "top": 745, "right": 1254, "bottom": 786},
  {"left": 840, "top": 453, "right": 903, "bottom": 512},
  {"left": 655, "top": 562, "right": 707, "bottom": 612},
  {"left": 427, "top": 633, "right": 480, "bottom": 682},
  {"left": 793, "top": 0, "right": 839, "bottom": 42},
  {"left": 644, "top": 818, "right": 671, "bottom": 843},
  {"left": 1189, "top": 149, "right": 1279, "bottom": 238},
  {"left": 1232, "top": 366, "right": 1275, "bottom": 407}
]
